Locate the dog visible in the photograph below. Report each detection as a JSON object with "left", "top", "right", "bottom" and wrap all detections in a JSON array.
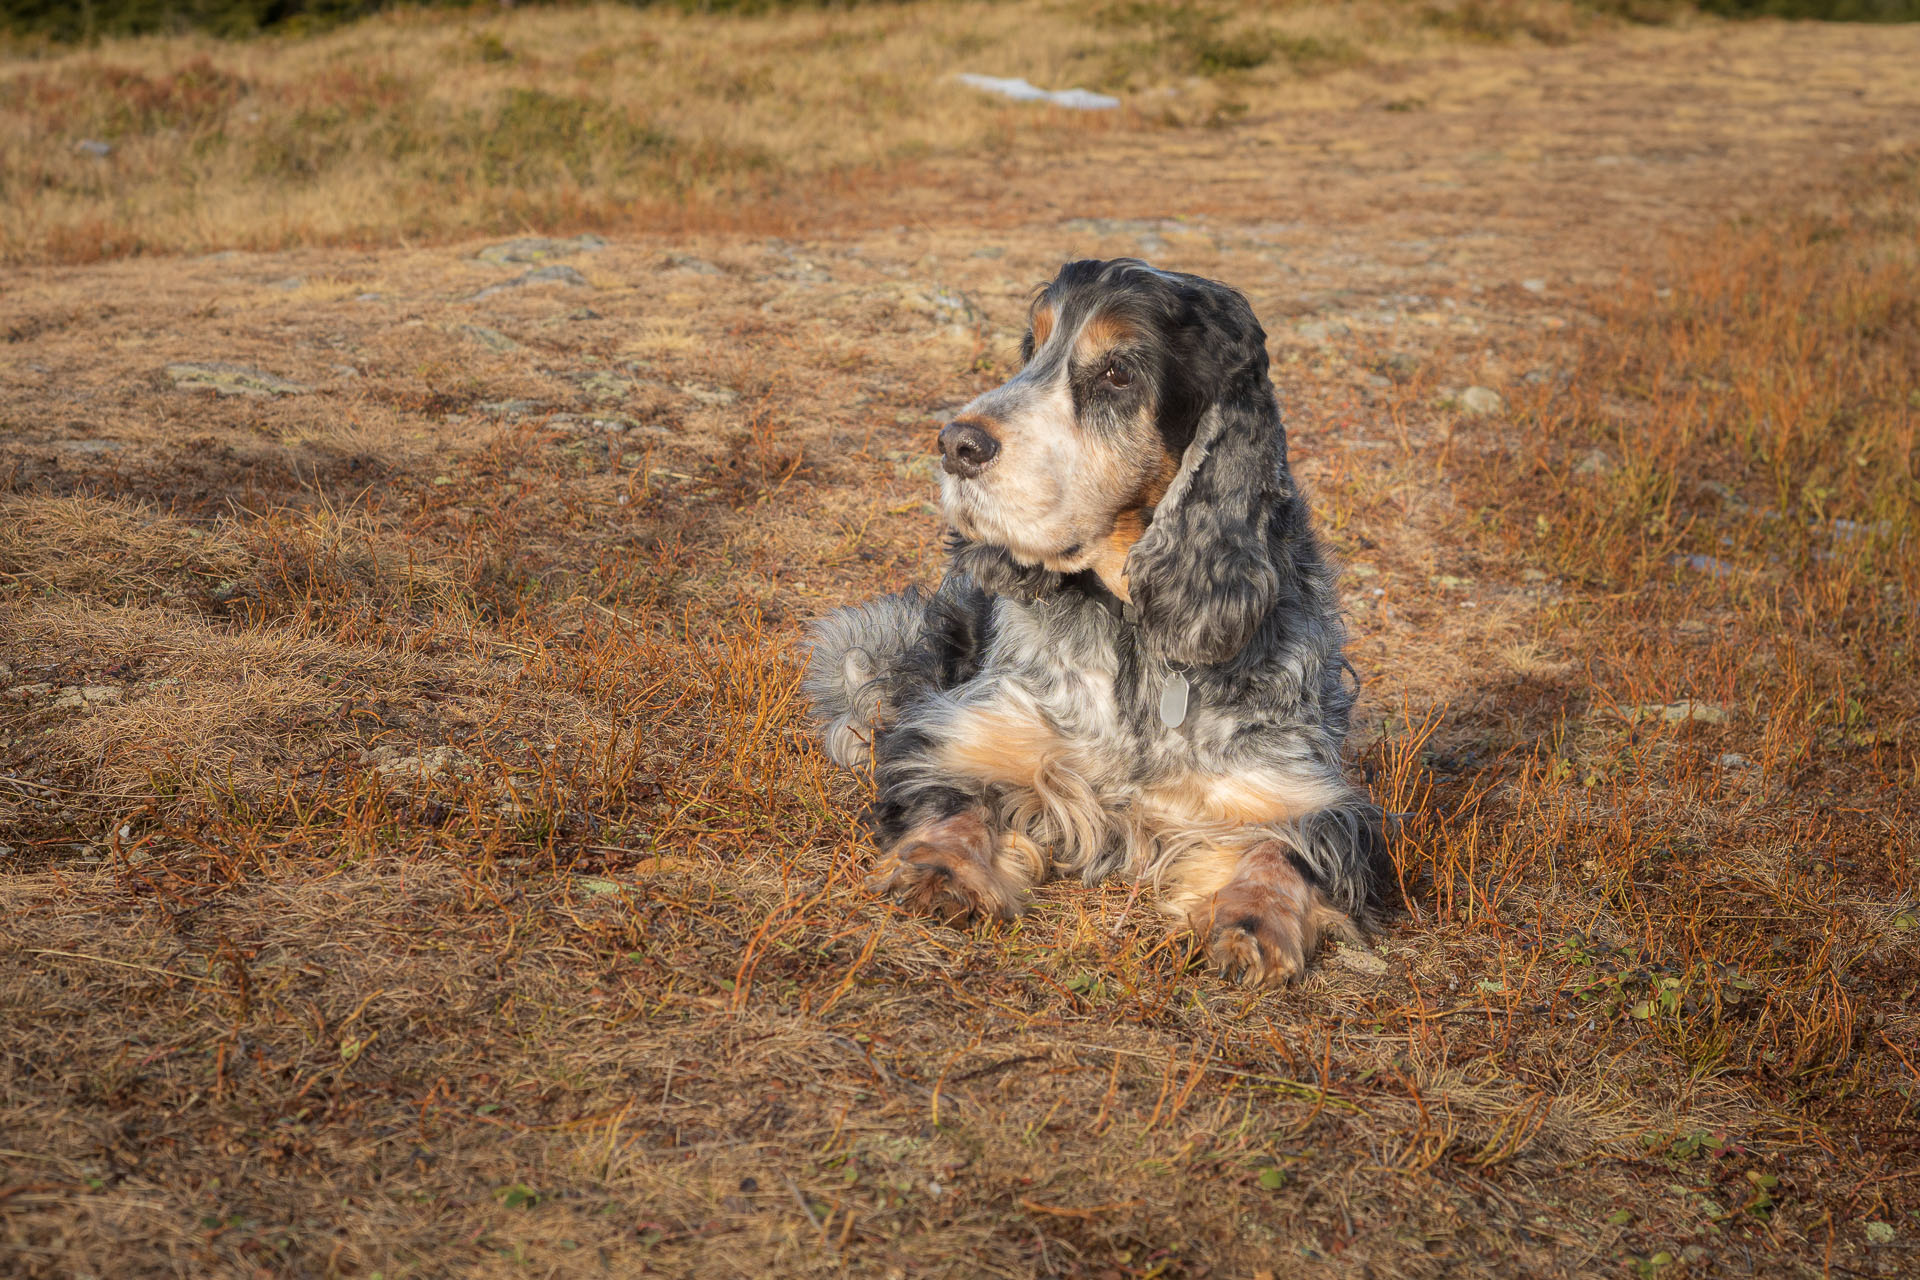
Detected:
[{"left": 805, "top": 258, "right": 1394, "bottom": 985}]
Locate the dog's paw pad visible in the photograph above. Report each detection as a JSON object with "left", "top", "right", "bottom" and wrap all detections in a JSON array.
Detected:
[
  {"left": 1190, "top": 858, "right": 1355, "bottom": 988},
  {"left": 1203, "top": 906, "right": 1307, "bottom": 988},
  {"left": 869, "top": 816, "right": 1022, "bottom": 925}
]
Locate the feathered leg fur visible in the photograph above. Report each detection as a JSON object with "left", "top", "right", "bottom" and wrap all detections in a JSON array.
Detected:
[{"left": 802, "top": 591, "right": 926, "bottom": 770}]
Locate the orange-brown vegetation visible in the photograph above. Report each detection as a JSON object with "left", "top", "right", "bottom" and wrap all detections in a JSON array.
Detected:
[{"left": 2, "top": 7, "right": 1918, "bottom": 1278}]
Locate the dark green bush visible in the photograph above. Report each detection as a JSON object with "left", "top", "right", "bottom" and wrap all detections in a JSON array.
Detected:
[
  {"left": 0, "top": 0, "right": 910, "bottom": 43},
  {"left": 1, "top": 0, "right": 1912, "bottom": 42},
  {"left": 0, "top": 0, "right": 464, "bottom": 41},
  {"left": 1694, "top": 0, "right": 1920, "bottom": 16}
]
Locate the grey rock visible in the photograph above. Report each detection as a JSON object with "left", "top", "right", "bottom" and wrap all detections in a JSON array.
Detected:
[
  {"left": 453, "top": 324, "right": 521, "bottom": 352},
  {"left": 551, "top": 413, "right": 664, "bottom": 435},
  {"left": 476, "top": 234, "right": 606, "bottom": 267},
  {"left": 1332, "top": 944, "right": 1389, "bottom": 976},
  {"left": 265, "top": 276, "right": 306, "bottom": 292},
  {"left": 1622, "top": 700, "right": 1732, "bottom": 726},
  {"left": 477, "top": 399, "right": 547, "bottom": 419},
  {"left": 1827, "top": 517, "right": 1894, "bottom": 542},
  {"left": 1459, "top": 386, "right": 1505, "bottom": 416},
  {"left": 1672, "top": 553, "right": 1740, "bottom": 578},
  {"left": 662, "top": 253, "right": 723, "bottom": 275},
  {"left": 1379, "top": 352, "right": 1420, "bottom": 381},
  {"left": 678, "top": 381, "right": 738, "bottom": 406},
  {"left": 466, "top": 263, "right": 591, "bottom": 302},
  {"left": 920, "top": 286, "right": 984, "bottom": 330},
  {"left": 75, "top": 139, "right": 111, "bottom": 157},
  {"left": 51, "top": 685, "right": 122, "bottom": 710},
  {"left": 1574, "top": 448, "right": 1614, "bottom": 476},
  {"left": 569, "top": 370, "right": 632, "bottom": 401},
  {"left": 1294, "top": 319, "right": 1351, "bottom": 345},
  {"left": 166, "top": 362, "right": 310, "bottom": 397}
]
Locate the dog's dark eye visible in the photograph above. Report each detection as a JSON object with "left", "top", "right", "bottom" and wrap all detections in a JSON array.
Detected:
[{"left": 1103, "top": 362, "right": 1133, "bottom": 389}]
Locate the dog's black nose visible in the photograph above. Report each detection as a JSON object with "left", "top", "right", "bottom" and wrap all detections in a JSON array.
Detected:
[{"left": 938, "top": 419, "right": 1000, "bottom": 478}]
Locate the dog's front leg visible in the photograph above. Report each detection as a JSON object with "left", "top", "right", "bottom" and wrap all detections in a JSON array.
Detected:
[
  {"left": 866, "top": 698, "right": 1055, "bottom": 924},
  {"left": 1167, "top": 839, "right": 1362, "bottom": 987}
]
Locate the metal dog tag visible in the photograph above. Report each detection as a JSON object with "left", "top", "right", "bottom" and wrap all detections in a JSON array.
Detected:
[{"left": 1158, "top": 673, "right": 1190, "bottom": 729}]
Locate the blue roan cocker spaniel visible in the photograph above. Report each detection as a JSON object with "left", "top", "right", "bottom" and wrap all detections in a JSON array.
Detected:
[{"left": 807, "top": 258, "right": 1394, "bottom": 985}]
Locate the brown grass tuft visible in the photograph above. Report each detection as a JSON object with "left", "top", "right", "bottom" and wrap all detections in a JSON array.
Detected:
[{"left": 4, "top": 13, "right": 1920, "bottom": 1278}]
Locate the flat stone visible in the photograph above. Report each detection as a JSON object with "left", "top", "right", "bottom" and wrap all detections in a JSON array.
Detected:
[
  {"left": 662, "top": 253, "right": 723, "bottom": 275},
  {"left": 452, "top": 324, "right": 521, "bottom": 352},
  {"left": 1294, "top": 319, "right": 1352, "bottom": 345},
  {"left": 1380, "top": 352, "right": 1420, "bottom": 380},
  {"left": 1459, "top": 385, "right": 1505, "bottom": 416},
  {"left": 476, "top": 234, "right": 606, "bottom": 267},
  {"left": 917, "top": 286, "right": 984, "bottom": 329},
  {"left": 551, "top": 413, "right": 661, "bottom": 435},
  {"left": 165, "top": 362, "right": 310, "bottom": 396},
  {"left": 50, "top": 685, "right": 122, "bottom": 710},
  {"left": 1622, "top": 700, "right": 1732, "bottom": 726},
  {"left": 677, "top": 381, "right": 738, "bottom": 406},
  {"left": 360, "top": 744, "right": 478, "bottom": 780},
  {"left": 1672, "top": 553, "right": 1740, "bottom": 578},
  {"left": 569, "top": 370, "right": 633, "bottom": 400},
  {"left": 1332, "top": 945, "right": 1389, "bottom": 976},
  {"left": 465, "top": 263, "right": 591, "bottom": 302},
  {"left": 477, "top": 399, "right": 547, "bottom": 419}
]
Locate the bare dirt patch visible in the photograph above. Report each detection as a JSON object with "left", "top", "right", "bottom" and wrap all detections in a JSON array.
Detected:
[{"left": 3, "top": 13, "right": 1918, "bottom": 1279}]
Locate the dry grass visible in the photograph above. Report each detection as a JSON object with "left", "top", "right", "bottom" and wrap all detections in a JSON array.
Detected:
[
  {"left": 0, "top": 0, "right": 1641, "bottom": 263},
  {"left": 4, "top": 8, "right": 1920, "bottom": 1278}
]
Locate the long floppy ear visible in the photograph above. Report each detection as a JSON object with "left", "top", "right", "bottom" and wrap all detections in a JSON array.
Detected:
[
  {"left": 942, "top": 530, "right": 1061, "bottom": 603},
  {"left": 1125, "top": 327, "right": 1288, "bottom": 668}
]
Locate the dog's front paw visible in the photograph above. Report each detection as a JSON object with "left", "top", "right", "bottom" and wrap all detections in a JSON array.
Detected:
[
  {"left": 870, "top": 814, "right": 1025, "bottom": 925},
  {"left": 1189, "top": 845, "right": 1360, "bottom": 987}
]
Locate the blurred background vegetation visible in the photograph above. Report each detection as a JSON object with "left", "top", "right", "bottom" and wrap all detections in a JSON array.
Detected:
[
  {"left": 4, "top": 0, "right": 1912, "bottom": 264},
  {"left": 3, "top": 0, "right": 1916, "bottom": 43}
]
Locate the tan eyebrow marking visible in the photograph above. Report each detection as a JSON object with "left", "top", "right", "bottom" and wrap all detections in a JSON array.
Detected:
[{"left": 1075, "top": 310, "right": 1139, "bottom": 360}]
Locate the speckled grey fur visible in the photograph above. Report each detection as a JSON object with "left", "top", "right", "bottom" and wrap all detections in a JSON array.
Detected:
[{"left": 804, "top": 259, "right": 1394, "bottom": 925}]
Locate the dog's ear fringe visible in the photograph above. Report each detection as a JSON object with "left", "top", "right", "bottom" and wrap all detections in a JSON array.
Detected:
[
  {"left": 1125, "top": 367, "right": 1288, "bottom": 668},
  {"left": 942, "top": 530, "right": 1061, "bottom": 603}
]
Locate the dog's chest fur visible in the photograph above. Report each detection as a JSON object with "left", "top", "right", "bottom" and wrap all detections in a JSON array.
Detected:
[{"left": 938, "top": 591, "right": 1348, "bottom": 884}]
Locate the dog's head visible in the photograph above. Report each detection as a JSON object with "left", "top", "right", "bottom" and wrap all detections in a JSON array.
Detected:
[{"left": 938, "top": 258, "right": 1292, "bottom": 667}]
